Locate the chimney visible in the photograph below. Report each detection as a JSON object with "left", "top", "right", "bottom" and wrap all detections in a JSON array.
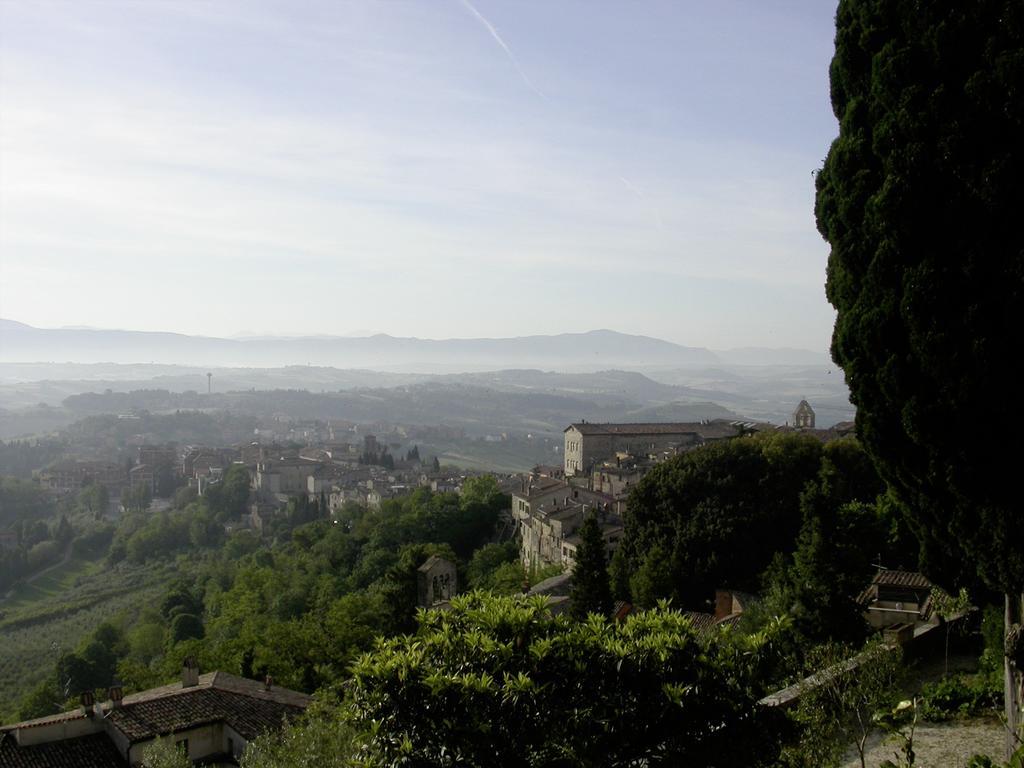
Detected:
[
  {"left": 714, "top": 590, "right": 733, "bottom": 620},
  {"left": 264, "top": 674, "right": 274, "bottom": 691},
  {"left": 108, "top": 683, "right": 123, "bottom": 709},
  {"left": 80, "top": 689, "right": 95, "bottom": 716},
  {"left": 182, "top": 656, "right": 200, "bottom": 688}
]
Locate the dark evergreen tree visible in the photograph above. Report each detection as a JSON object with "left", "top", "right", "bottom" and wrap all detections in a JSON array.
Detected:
[
  {"left": 53, "top": 515, "right": 74, "bottom": 545},
  {"left": 570, "top": 512, "right": 612, "bottom": 619},
  {"left": 629, "top": 544, "right": 674, "bottom": 610},
  {"left": 622, "top": 433, "right": 823, "bottom": 608},
  {"left": 815, "top": 0, "right": 1024, "bottom": 747}
]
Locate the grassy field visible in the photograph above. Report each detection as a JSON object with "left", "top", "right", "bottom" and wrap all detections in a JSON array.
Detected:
[
  {"left": 2, "top": 553, "right": 93, "bottom": 609},
  {"left": 418, "top": 437, "right": 557, "bottom": 473},
  {"left": 0, "top": 556, "right": 176, "bottom": 724}
]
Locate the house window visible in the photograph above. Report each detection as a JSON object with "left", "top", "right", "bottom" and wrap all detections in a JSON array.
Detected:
[{"left": 228, "top": 737, "right": 235, "bottom": 756}]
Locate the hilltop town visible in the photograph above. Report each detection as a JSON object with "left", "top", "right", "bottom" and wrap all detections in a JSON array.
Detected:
[{"left": 11, "top": 399, "right": 847, "bottom": 573}]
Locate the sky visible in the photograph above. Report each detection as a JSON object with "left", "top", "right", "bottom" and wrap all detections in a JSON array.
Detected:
[{"left": 0, "top": 0, "right": 841, "bottom": 351}]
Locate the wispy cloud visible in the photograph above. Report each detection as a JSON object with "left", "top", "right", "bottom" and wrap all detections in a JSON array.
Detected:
[
  {"left": 457, "top": 0, "right": 547, "bottom": 101},
  {"left": 619, "top": 176, "right": 643, "bottom": 197}
]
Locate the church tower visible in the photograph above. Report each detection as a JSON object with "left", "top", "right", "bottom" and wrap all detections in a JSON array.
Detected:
[{"left": 792, "top": 399, "right": 815, "bottom": 429}]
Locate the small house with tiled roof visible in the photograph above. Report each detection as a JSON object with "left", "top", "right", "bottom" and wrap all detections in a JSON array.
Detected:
[
  {"left": 0, "top": 659, "right": 311, "bottom": 767},
  {"left": 858, "top": 569, "right": 941, "bottom": 630}
]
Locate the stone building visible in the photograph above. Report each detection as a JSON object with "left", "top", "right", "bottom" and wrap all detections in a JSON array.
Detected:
[
  {"left": 36, "top": 460, "right": 125, "bottom": 495},
  {"left": 417, "top": 555, "right": 457, "bottom": 607},
  {"left": 511, "top": 477, "right": 621, "bottom": 570},
  {"left": 792, "top": 400, "right": 816, "bottom": 429},
  {"left": 254, "top": 457, "right": 321, "bottom": 495},
  {"left": 562, "top": 421, "right": 745, "bottom": 476}
]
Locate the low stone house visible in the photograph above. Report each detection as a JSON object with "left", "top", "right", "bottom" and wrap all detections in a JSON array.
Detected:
[{"left": 417, "top": 555, "right": 457, "bottom": 607}]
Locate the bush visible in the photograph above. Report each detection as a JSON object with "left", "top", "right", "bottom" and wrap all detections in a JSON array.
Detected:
[
  {"left": 919, "top": 675, "right": 1002, "bottom": 721},
  {"left": 71, "top": 524, "right": 115, "bottom": 558},
  {"left": 169, "top": 613, "right": 204, "bottom": 644},
  {"left": 27, "top": 539, "right": 61, "bottom": 570}
]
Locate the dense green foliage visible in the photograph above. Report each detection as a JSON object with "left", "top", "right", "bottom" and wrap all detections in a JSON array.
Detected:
[
  {"left": 620, "top": 434, "right": 885, "bottom": 615},
  {"left": 0, "top": 476, "right": 52, "bottom": 526},
  {"left": 753, "top": 439, "right": 904, "bottom": 646},
  {"left": 235, "top": 699, "right": 360, "bottom": 768},
  {"left": 8, "top": 481, "right": 511, "bottom": 718},
  {"left": 919, "top": 674, "right": 1002, "bottom": 722},
  {"left": 815, "top": 0, "right": 1024, "bottom": 593},
  {"left": 783, "top": 641, "right": 902, "bottom": 768},
  {"left": 348, "top": 594, "right": 786, "bottom": 767},
  {"left": 63, "top": 408, "right": 260, "bottom": 447},
  {"left": 1, "top": 560, "right": 172, "bottom": 722},
  {"left": 0, "top": 479, "right": 118, "bottom": 592}
]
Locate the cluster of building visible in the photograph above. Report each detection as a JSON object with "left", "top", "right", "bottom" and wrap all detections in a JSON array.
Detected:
[
  {"left": 31, "top": 428, "right": 479, "bottom": 529},
  {"left": 25, "top": 401, "right": 852, "bottom": 567}
]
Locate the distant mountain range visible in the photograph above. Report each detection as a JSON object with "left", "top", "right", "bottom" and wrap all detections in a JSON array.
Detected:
[{"left": 0, "top": 320, "right": 829, "bottom": 370}]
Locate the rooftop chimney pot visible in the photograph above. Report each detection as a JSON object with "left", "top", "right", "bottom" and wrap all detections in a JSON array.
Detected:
[
  {"left": 80, "top": 689, "right": 95, "bottom": 715},
  {"left": 108, "top": 683, "right": 124, "bottom": 709},
  {"left": 182, "top": 656, "right": 200, "bottom": 688}
]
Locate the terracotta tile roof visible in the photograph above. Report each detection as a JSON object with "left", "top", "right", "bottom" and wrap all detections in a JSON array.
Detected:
[
  {"left": 2, "top": 710, "right": 91, "bottom": 732},
  {"left": 611, "top": 601, "right": 634, "bottom": 622},
  {"left": 105, "top": 686, "right": 302, "bottom": 742},
  {"left": 871, "top": 570, "right": 933, "bottom": 589},
  {"left": 683, "top": 611, "right": 718, "bottom": 635},
  {"left": 0, "top": 732, "right": 124, "bottom": 768},
  {"left": 417, "top": 554, "right": 451, "bottom": 574},
  {"left": 567, "top": 422, "right": 737, "bottom": 438},
  {"left": 715, "top": 613, "right": 743, "bottom": 630},
  {"left": 2, "top": 671, "right": 312, "bottom": 760}
]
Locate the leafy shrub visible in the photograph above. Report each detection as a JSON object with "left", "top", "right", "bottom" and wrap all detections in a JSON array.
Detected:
[
  {"left": 966, "top": 745, "right": 1024, "bottom": 768},
  {"left": 919, "top": 675, "right": 1001, "bottom": 721}
]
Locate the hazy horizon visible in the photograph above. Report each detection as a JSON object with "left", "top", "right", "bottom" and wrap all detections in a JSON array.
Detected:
[
  {"left": 1, "top": 1, "right": 839, "bottom": 351},
  {"left": 0, "top": 317, "right": 833, "bottom": 354}
]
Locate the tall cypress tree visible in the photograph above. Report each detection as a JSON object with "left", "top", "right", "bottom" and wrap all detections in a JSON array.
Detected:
[
  {"left": 571, "top": 512, "right": 613, "bottom": 619},
  {"left": 815, "top": 1, "right": 1024, "bottom": 751}
]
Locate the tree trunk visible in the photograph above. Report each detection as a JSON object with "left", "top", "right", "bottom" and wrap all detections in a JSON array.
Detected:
[{"left": 1007, "top": 592, "right": 1023, "bottom": 761}]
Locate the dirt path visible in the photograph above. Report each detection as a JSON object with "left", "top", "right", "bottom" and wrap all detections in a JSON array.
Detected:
[
  {"left": 23, "top": 546, "right": 73, "bottom": 585},
  {"left": 842, "top": 719, "right": 1005, "bottom": 768}
]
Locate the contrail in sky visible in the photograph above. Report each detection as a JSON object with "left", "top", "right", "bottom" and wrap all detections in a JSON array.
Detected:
[{"left": 458, "top": 0, "right": 547, "bottom": 101}]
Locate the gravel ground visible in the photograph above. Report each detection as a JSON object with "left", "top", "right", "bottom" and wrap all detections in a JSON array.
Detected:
[{"left": 841, "top": 718, "right": 1007, "bottom": 768}]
